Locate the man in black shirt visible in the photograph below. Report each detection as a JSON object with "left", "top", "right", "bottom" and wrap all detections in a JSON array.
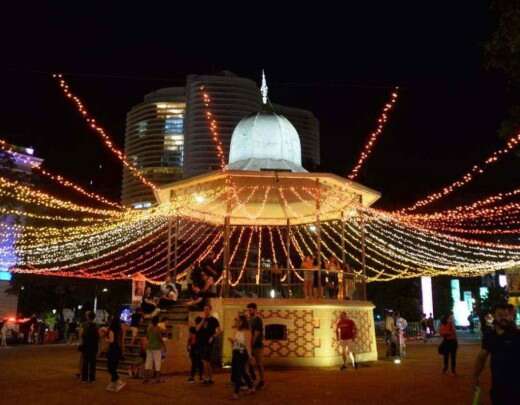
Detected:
[
  {"left": 196, "top": 304, "right": 221, "bottom": 384},
  {"left": 80, "top": 311, "right": 99, "bottom": 383},
  {"left": 247, "top": 302, "right": 265, "bottom": 389},
  {"left": 474, "top": 303, "right": 520, "bottom": 405}
]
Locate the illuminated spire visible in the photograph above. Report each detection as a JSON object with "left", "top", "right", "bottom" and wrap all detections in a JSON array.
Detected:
[{"left": 261, "top": 70, "right": 268, "bottom": 105}]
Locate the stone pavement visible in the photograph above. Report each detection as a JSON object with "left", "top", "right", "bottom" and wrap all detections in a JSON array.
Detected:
[{"left": 0, "top": 336, "right": 492, "bottom": 405}]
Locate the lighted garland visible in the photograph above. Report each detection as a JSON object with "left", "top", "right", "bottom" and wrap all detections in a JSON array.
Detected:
[{"left": 348, "top": 87, "right": 399, "bottom": 180}]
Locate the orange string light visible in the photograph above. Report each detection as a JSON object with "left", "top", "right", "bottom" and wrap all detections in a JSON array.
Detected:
[
  {"left": 52, "top": 74, "right": 156, "bottom": 191},
  {"left": 348, "top": 87, "right": 399, "bottom": 180}
]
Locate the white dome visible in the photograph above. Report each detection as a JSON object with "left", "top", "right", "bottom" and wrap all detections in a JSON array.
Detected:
[{"left": 228, "top": 111, "right": 305, "bottom": 172}]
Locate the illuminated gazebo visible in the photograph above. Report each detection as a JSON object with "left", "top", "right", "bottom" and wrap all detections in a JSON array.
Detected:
[{"left": 153, "top": 73, "right": 381, "bottom": 366}]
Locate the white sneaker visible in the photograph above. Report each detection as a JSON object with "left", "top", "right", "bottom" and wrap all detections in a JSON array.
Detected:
[{"left": 114, "top": 380, "right": 126, "bottom": 392}]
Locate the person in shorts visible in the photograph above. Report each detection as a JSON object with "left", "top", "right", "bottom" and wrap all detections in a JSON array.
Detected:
[
  {"left": 336, "top": 311, "right": 357, "bottom": 370},
  {"left": 196, "top": 304, "right": 221, "bottom": 384},
  {"left": 247, "top": 302, "right": 265, "bottom": 389}
]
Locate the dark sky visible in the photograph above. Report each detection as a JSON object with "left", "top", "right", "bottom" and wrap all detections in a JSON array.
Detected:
[{"left": 1, "top": 2, "right": 517, "bottom": 210}]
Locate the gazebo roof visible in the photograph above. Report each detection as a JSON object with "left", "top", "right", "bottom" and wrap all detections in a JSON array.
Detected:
[{"left": 154, "top": 170, "right": 381, "bottom": 226}]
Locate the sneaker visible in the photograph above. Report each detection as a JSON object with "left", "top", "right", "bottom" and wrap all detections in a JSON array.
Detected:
[
  {"left": 231, "top": 393, "right": 239, "bottom": 400},
  {"left": 354, "top": 361, "right": 358, "bottom": 370},
  {"left": 106, "top": 382, "right": 116, "bottom": 391},
  {"left": 206, "top": 379, "right": 214, "bottom": 385},
  {"left": 256, "top": 380, "right": 264, "bottom": 390},
  {"left": 340, "top": 365, "right": 346, "bottom": 371},
  {"left": 114, "top": 380, "right": 126, "bottom": 392},
  {"left": 187, "top": 377, "right": 195, "bottom": 383}
]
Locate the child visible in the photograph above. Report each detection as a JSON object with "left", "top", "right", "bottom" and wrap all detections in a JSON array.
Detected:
[
  {"left": 187, "top": 317, "right": 203, "bottom": 383},
  {"left": 144, "top": 316, "right": 164, "bottom": 383}
]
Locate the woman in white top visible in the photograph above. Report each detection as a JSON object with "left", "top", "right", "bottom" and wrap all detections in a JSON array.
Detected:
[{"left": 229, "top": 314, "right": 254, "bottom": 399}]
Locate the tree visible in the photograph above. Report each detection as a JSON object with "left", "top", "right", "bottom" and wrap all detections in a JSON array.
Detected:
[
  {"left": 367, "top": 278, "right": 421, "bottom": 321},
  {"left": 485, "top": 0, "right": 520, "bottom": 142}
]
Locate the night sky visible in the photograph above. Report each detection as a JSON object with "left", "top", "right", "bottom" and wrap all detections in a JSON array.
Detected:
[{"left": 1, "top": 2, "right": 517, "bottom": 211}]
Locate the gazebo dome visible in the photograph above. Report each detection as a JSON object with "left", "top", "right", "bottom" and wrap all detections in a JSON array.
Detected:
[{"left": 228, "top": 110, "right": 305, "bottom": 172}]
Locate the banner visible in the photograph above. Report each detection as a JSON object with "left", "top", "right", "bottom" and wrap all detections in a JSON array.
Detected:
[
  {"left": 506, "top": 267, "right": 520, "bottom": 294},
  {"left": 131, "top": 274, "right": 146, "bottom": 306}
]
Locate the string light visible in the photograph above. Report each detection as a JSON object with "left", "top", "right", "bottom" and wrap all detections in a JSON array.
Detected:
[
  {"left": 348, "top": 87, "right": 399, "bottom": 180},
  {"left": 52, "top": 74, "right": 156, "bottom": 191}
]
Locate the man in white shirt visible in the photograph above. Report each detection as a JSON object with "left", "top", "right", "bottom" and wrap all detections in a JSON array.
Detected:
[{"left": 395, "top": 312, "right": 408, "bottom": 357}]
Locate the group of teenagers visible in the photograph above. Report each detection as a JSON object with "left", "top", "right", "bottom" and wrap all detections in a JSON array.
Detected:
[
  {"left": 301, "top": 255, "right": 356, "bottom": 299},
  {"left": 186, "top": 302, "right": 266, "bottom": 400}
]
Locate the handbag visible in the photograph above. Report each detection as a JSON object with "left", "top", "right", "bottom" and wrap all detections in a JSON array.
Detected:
[{"left": 437, "top": 339, "right": 447, "bottom": 355}]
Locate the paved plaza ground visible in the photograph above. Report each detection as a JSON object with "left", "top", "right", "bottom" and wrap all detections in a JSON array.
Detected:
[{"left": 0, "top": 335, "right": 492, "bottom": 405}]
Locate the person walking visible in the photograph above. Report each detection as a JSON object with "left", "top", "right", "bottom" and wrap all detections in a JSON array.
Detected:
[
  {"left": 144, "top": 316, "right": 164, "bottom": 383},
  {"left": 229, "top": 315, "right": 255, "bottom": 399},
  {"left": 473, "top": 303, "right": 520, "bottom": 405},
  {"left": 439, "top": 313, "right": 458, "bottom": 375},
  {"left": 197, "top": 304, "right": 221, "bottom": 385},
  {"left": 80, "top": 311, "right": 98, "bottom": 383},
  {"left": 336, "top": 311, "right": 357, "bottom": 370},
  {"left": 247, "top": 303, "right": 265, "bottom": 389},
  {"left": 105, "top": 316, "right": 125, "bottom": 392}
]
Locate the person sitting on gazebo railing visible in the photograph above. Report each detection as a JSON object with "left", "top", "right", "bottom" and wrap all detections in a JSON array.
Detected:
[
  {"left": 270, "top": 263, "right": 287, "bottom": 298},
  {"left": 186, "top": 271, "right": 217, "bottom": 310}
]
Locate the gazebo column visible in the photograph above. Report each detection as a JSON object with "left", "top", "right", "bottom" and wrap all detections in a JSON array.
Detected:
[
  {"left": 340, "top": 212, "right": 346, "bottom": 300},
  {"left": 167, "top": 216, "right": 172, "bottom": 277},
  {"left": 173, "top": 216, "right": 179, "bottom": 279},
  {"left": 359, "top": 196, "right": 367, "bottom": 300},
  {"left": 315, "top": 179, "right": 322, "bottom": 295},
  {"left": 222, "top": 216, "right": 231, "bottom": 297},
  {"left": 286, "top": 219, "right": 292, "bottom": 297}
]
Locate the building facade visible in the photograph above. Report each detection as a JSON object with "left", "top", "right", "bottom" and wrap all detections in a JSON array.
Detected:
[
  {"left": 121, "top": 87, "right": 186, "bottom": 208},
  {"left": 121, "top": 72, "right": 320, "bottom": 206}
]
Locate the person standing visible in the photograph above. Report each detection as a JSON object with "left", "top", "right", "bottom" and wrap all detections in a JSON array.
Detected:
[
  {"left": 427, "top": 313, "right": 435, "bottom": 337},
  {"left": 326, "top": 257, "right": 339, "bottom": 299},
  {"left": 0, "top": 320, "right": 8, "bottom": 347},
  {"left": 80, "top": 311, "right": 98, "bottom": 383},
  {"left": 229, "top": 315, "right": 255, "bottom": 399},
  {"left": 395, "top": 312, "right": 408, "bottom": 357},
  {"left": 144, "top": 316, "right": 164, "bottom": 383},
  {"left": 384, "top": 310, "right": 396, "bottom": 357},
  {"left": 420, "top": 313, "right": 428, "bottom": 342},
  {"left": 187, "top": 316, "right": 203, "bottom": 383},
  {"left": 473, "top": 303, "right": 520, "bottom": 405},
  {"left": 336, "top": 311, "right": 357, "bottom": 370},
  {"left": 247, "top": 302, "right": 265, "bottom": 389},
  {"left": 302, "top": 256, "right": 314, "bottom": 299},
  {"left": 105, "top": 316, "right": 125, "bottom": 392},
  {"left": 197, "top": 304, "right": 221, "bottom": 385},
  {"left": 439, "top": 313, "right": 458, "bottom": 375}
]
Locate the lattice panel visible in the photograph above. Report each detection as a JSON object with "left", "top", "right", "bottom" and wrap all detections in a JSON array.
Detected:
[{"left": 259, "top": 309, "right": 319, "bottom": 358}]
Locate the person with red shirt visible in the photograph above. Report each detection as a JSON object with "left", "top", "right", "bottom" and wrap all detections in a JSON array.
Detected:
[
  {"left": 439, "top": 313, "right": 458, "bottom": 375},
  {"left": 336, "top": 311, "right": 357, "bottom": 370}
]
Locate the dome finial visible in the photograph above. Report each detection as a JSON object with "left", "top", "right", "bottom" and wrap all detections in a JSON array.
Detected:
[{"left": 261, "top": 69, "right": 268, "bottom": 105}]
